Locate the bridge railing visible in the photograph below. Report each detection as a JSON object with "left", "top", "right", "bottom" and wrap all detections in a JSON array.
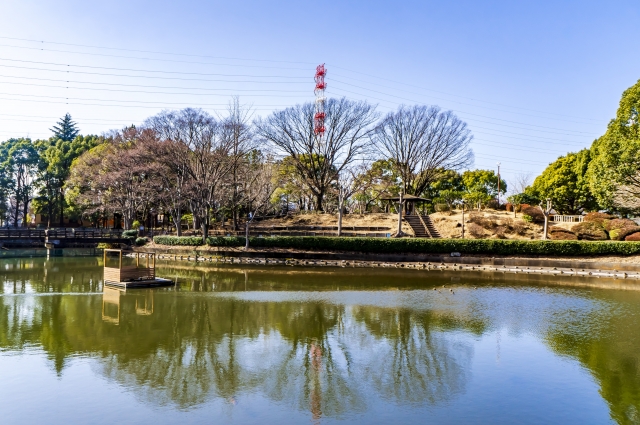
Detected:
[
  {"left": 46, "top": 228, "right": 124, "bottom": 239},
  {"left": 0, "top": 228, "right": 124, "bottom": 239},
  {"left": 0, "top": 229, "right": 46, "bottom": 238}
]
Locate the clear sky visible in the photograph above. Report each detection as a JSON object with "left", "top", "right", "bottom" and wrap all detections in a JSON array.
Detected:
[{"left": 0, "top": 0, "right": 639, "bottom": 190}]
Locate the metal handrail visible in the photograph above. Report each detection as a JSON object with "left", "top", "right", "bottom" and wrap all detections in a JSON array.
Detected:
[{"left": 416, "top": 214, "right": 433, "bottom": 238}]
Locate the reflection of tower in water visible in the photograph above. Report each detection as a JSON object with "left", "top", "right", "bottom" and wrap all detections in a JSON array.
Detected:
[{"left": 309, "top": 339, "right": 323, "bottom": 422}]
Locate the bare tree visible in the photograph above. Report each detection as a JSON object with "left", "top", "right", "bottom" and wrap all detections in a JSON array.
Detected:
[
  {"left": 219, "top": 97, "right": 257, "bottom": 230},
  {"left": 255, "top": 98, "right": 377, "bottom": 211},
  {"left": 66, "top": 128, "right": 163, "bottom": 230},
  {"left": 243, "top": 154, "right": 277, "bottom": 249},
  {"left": 509, "top": 172, "right": 533, "bottom": 196},
  {"left": 336, "top": 163, "right": 371, "bottom": 236},
  {"left": 146, "top": 108, "right": 233, "bottom": 242},
  {"left": 371, "top": 105, "right": 473, "bottom": 197},
  {"left": 154, "top": 139, "right": 190, "bottom": 236}
]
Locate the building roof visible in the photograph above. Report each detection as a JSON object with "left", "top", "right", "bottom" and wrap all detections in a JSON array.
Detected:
[{"left": 379, "top": 194, "right": 431, "bottom": 202}]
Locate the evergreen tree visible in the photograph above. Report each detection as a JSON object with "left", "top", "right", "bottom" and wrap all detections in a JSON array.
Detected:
[{"left": 50, "top": 114, "right": 80, "bottom": 142}]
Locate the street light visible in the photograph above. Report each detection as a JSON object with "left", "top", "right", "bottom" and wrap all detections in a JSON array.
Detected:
[
  {"left": 461, "top": 200, "right": 466, "bottom": 239},
  {"left": 496, "top": 162, "right": 502, "bottom": 203}
]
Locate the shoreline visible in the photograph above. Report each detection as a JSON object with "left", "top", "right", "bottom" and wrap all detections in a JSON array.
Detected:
[{"left": 137, "top": 244, "right": 640, "bottom": 280}]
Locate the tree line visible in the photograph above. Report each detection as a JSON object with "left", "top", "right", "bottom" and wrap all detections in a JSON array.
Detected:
[
  {"left": 2, "top": 98, "right": 513, "bottom": 238},
  {"left": 507, "top": 78, "right": 640, "bottom": 216}
]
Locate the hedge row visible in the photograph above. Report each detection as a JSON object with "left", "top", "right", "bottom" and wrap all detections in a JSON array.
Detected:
[
  {"left": 153, "top": 236, "right": 204, "bottom": 246},
  {"left": 153, "top": 235, "right": 640, "bottom": 256}
]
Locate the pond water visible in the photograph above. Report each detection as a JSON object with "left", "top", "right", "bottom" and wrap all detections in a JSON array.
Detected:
[{"left": 1, "top": 257, "right": 639, "bottom": 425}]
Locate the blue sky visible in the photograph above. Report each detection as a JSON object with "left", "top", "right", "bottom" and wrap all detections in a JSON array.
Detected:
[{"left": 0, "top": 0, "right": 639, "bottom": 189}]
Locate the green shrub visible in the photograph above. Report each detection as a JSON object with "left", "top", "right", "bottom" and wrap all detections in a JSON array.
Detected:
[
  {"left": 153, "top": 235, "right": 204, "bottom": 246},
  {"left": 198, "top": 235, "right": 640, "bottom": 256},
  {"left": 207, "top": 236, "right": 246, "bottom": 247},
  {"left": 97, "top": 242, "right": 120, "bottom": 249},
  {"left": 522, "top": 215, "right": 533, "bottom": 223},
  {"left": 122, "top": 229, "right": 138, "bottom": 239},
  {"left": 135, "top": 237, "right": 148, "bottom": 246}
]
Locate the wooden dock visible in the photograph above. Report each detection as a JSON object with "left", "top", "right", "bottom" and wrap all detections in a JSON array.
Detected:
[{"left": 103, "top": 249, "right": 174, "bottom": 289}]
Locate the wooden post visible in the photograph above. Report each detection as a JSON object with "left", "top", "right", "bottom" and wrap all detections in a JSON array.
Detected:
[
  {"left": 103, "top": 249, "right": 106, "bottom": 266},
  {"left": 461, "top": 201, "right": 465, "bottom": 239},
  {"left": 146, "top": 253, "right": 149, "bottom": 269},
  {"left": 540, "top": 199, "right": 552, "bottom": 240},
  {"left": 136, "top": 252, "right": 139, "bottom": 267},
  {"left": 119, "top": 250, "right": 122, "bottom": 269},
  {"left": 152, "top": 253, "right": 155, "bottom": 269}
]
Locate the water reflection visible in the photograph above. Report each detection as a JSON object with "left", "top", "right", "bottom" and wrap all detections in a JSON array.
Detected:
[{"left": 1, "top": 257, "right": 640, "bottom": 424}]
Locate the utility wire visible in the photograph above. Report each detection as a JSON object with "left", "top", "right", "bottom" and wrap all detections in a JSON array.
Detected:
[
  {"left": 329, "top": 65, "right": 601, "bottom": 122},
  {"left": 0, "top": 80, "right": 311, "bottom": 95},
  {"left": 0, "top": 35, "right": 317, "bottom": 65},
  {"left": 0, "top": 58, "right": 309, "bottom": 79},
  {"left": 330, "top": 85, "right": 600, "bottom": 137},
  {"left": 0, "top": 36, "right": 602, "bottom": 123},
  {"left": 0, "top": 37, "right": 599, "bottom": 121},
  {"left": 0, "top": 43, "right": 313, "bottom": 71}
]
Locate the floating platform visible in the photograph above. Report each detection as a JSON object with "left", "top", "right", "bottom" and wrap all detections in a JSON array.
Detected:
[
  {"left": 104, "top": 277, "right": 174, "bottom": 289},
  {"left": 103, "top": 249, "right": 173, "bottom": 289}
]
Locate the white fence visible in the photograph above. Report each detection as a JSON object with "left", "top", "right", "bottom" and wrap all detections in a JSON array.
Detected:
[{"left": 551, "top": 215, "right": 584, "bottom": 223}]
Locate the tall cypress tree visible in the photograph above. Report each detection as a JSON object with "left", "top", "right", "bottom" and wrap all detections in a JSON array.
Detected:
[{"left": 50, "top": 113, "right": 80, "bottom": 142}]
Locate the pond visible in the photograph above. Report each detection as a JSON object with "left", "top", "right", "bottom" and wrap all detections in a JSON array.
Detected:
[{"left": 1, "top": 256, "right": 639, "bottom": 424}]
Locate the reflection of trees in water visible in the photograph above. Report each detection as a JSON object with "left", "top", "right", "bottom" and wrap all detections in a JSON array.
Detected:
[
  {"left": 544, "top": 291, "right": 640, "bottom": 425},
  {"left": 0, "top": 257, "right": 103, "bottom": 294},
  {"left": 258, "top": 310, "right": 367, "bottom": 419},
  {"left": 7, "top": 258, "right": 640, "bottom": 422},
  {"left": 351, "top": 306, "right": 472, "bottom": 405},
  {"left": 0, "top": 288, "right": 479, "bottom": 416}
]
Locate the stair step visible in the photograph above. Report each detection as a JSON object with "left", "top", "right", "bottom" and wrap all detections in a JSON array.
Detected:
[{"left": 403, "top": 214, "right": 440, "bottom": 238}]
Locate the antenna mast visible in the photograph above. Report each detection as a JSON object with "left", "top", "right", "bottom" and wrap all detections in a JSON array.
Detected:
[{"left": 314, "top": 64, "right": 327, "bottom": 140}]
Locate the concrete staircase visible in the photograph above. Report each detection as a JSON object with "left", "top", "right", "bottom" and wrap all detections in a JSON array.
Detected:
[{"left": 404, "top": 214, "right": 441, "bottom": 238}]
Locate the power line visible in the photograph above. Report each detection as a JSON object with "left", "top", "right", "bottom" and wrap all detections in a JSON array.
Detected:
[
  {"left": 0, "top": 80, "right": 311, "bottom": 96},
  {"left": 0, "top": 61, "right": 601, "bottom": 140},
  {"left": 329, "top": 65, "right": 601, "bottom": 123},
  {"left": 0, "top": 72, "right": 598, "bottom": 137},
  {"left": 471, "top": 139, "right": 580, "bottom": 155},
  {"left": 0, "top": 35, "right": 317, "bottom": 65},
  {"left": 0, "top": 73, "right": 308, "bottom": 88},
  {"left": 0, "top": 63, "right": 308, "bottom": 84},
  {"left": 0, "top": 36, "right": 602, "bottom": 124},
  {"left": 0, "top": 58, "right": 310, "bottom": 79},
  {"left": 474, "top": 153, "right": 550, "bottom": 166},
  {"left": 0, "top": 94, "right": 283, "bottom": 110},
  {"left": 330, "top": 85, "right": 600, "bottom": 137},
  {"left": 0, "top": 42, "right": 313, "bottom": 71}
]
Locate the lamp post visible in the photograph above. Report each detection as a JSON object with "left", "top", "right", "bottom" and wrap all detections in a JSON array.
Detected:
[
  {"left": 461, "top": 200, "right": 466, "bottom": 239},
  {"left": 496, "top": 162, "right": 501, "bottom": 206}
]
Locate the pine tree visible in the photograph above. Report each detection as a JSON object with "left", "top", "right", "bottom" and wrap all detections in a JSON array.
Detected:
[{"left": 50, "top": 113, "right": 80, "bottom": 141}]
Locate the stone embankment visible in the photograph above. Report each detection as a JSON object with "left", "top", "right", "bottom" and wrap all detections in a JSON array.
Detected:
[{"left": 137, "top": 247, "right": 640, "bottom": 281}]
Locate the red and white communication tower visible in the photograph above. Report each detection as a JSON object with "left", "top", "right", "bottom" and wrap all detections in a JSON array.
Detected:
[{"left": 314, "top": 64, "right": 327, "bottom": 139}]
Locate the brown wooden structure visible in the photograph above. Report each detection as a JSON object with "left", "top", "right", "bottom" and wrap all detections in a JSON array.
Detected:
[
  {"left": 379, "top": 194, "right": 431, "bottom": 215},
  {"left": 103, "top": 249, "right": 172, "bottom": 288}
]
